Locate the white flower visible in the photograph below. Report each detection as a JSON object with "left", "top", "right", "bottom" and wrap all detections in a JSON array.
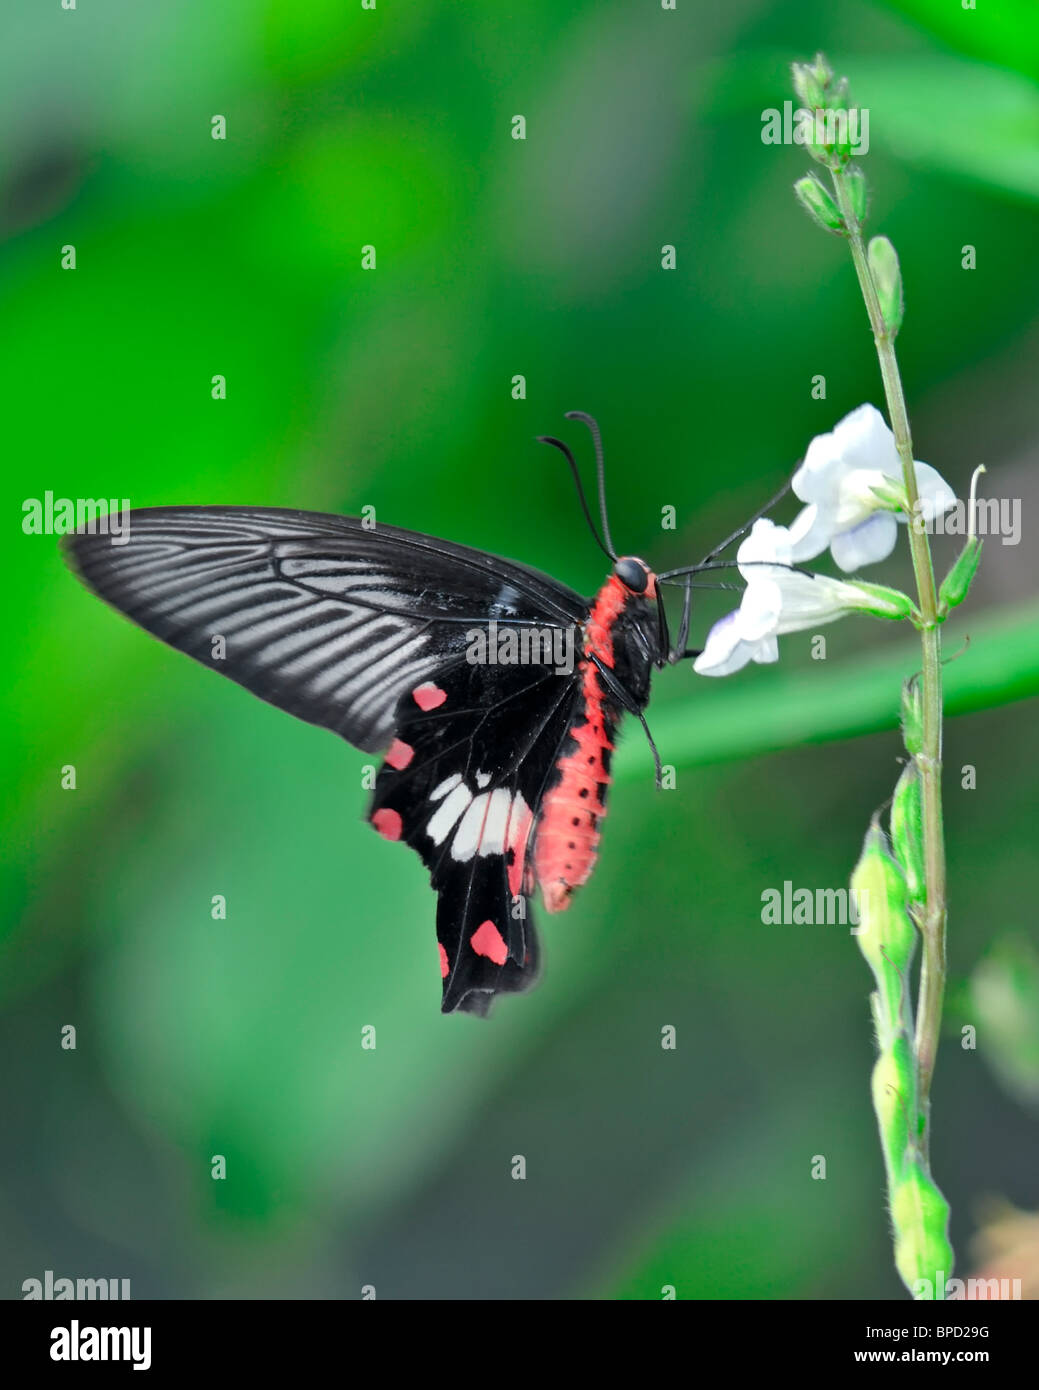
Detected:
[
  {"left": 692, "top": 607, "right": 779, "bottom": 679},
  {"left": 693, "top": 519, "right": 909, "bottom": 678},
  {"left": 788, "top": 403, "right": 955, "bottom": 572}
]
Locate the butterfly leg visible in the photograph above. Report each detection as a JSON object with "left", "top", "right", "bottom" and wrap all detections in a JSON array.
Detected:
[
  {"left": 589, "top": 654, "right": 665, "bottom": 789},
  {"left": 672, "top": 575, "right": 692, "bottom": 662},
  {"left": 665, "top": 576, "right": 703, "bottom": 663}
]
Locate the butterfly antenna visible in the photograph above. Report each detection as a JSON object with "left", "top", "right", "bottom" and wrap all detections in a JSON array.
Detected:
[
  {"left": 536, "top": 433, "right": 616, "bottom": 564},
  {"left": 695, "top": 476, "right": 794, "bottom": 567},
  {"left": 565, "top": 411, "right": 617, "bottom": 561},
  {"left": 658, "top": 558, "right": 811, "bottom": 583}
]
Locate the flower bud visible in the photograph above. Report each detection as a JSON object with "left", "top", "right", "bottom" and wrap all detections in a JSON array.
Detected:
[
  {"left": 793, "top": 174, "right": 845, "bottom": 234},
  {"left": 891, "top": 763, "right": 925, "bottom": 905},
  {"left": 852, "top": 821, "right": 916, "bottom": 991},
  {"left": 901, "top": 675, "right": 923, "bottom": 757},
  {"left": 868, "top": 235, "right": 904, "bottom": 337},
  {"left": 790, "top": 54, "right": 857, "bottom": 168},
  {"left": 938, "top": 536, "right": 982, "bottom": 614},
  {"left": 892, "top": 1170, "right": 954, "bottom": 1298},
  {"left": 791, "top": 53, "right": 834, "bottom": 111},
  {"left": 845, "top": 164, "right": 869, "bottom": 223},
  {"left": 871, "top": 1040, "right": 914, "bottom": 1170}
]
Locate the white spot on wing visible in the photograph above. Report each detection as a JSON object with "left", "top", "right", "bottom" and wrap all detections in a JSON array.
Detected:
[
  {"left": 427, "top": 775, "right": 533, "bottom": 862},
  {"left": 431, "top": 773, "right": 463, "bottom": 801},
  {"left": 451, "top": 788, "right": 528, "bottom": 863},
  {"left": 427, "top": 784, "right": 472, "bottom": 844}
]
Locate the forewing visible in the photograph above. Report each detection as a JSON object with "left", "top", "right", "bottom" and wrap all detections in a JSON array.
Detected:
[{"left": 65, "top": 506, "right": 586, "bottom": 752}]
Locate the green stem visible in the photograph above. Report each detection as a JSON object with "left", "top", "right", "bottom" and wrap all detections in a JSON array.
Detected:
[{"left": 830, "top": 166, "right": 947, "bottom": 1141}]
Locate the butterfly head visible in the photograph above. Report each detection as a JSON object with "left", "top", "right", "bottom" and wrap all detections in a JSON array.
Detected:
[{"left": 612, "top": 555, "right": 657, "bottom": 599}]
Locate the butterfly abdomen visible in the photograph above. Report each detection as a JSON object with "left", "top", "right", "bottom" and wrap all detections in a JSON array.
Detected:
[
  {"left": 533, "top": 694, "right": 613, "bottom": 912},
  {"left": 534, "top": 575, "right": 628, "bottom": 913}
]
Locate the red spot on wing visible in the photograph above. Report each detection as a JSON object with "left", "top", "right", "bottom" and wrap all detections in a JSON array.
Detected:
[
  {"left": 470, "top": 919, "right": 508, "bottom": 966},
  {"left": 412, "top": 682, "right": 447, "bottom": 711},
  {"left": 385, "top": 738, "right": 414, "bottom": 770},
  {"left": 372, "top": 808, "right": 403, "bottom": 841},
  {"left": 438, "top": 943, "right": 449, "bottom": 978}
]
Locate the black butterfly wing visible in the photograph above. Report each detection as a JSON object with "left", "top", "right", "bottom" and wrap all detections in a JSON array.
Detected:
[
  {"left": 370, "top": 653, "right": 584, "bottom": 1014},
  {"left": 66, "top": 506, "right": 589, "bottom": 1014},
  {"left": 64, "top": 506, "right": 586, "bottom": 752}
]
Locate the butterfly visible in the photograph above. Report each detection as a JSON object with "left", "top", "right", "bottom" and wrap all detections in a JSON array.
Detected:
[{"left": 65, "top": 413, "right": 772, "bottom": 1015}]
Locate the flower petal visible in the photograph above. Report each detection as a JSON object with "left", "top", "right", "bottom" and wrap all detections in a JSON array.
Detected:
[
  {"left": 903, "top": 462, "right": 956, "bottom": 523},
  {"left": 830, "top": 511, "right": 898, "bottom": 572},
  {"left": 832, "top": 403, "right": 901, "bottom": 475},
  {"left": 693, "top": 611, "right": 759, "bottom": 677},
  {"left": 791, "top": 403, "right": 925, "bottom": 539},
  {"left": 735, "top": 577, "right": 782, "bottom": 640},
  {"left": 792, "top": 434, "right": 847, "bottom": 505},
  {"left": 737, "top": 518, "right": 794, "bottom": 579},
  {"left": 771, "top": 572, "right": 867, "bottom": 631},
  {"left": 792, "top": 404, "right": 894, "bottom": 505},
  {"left": 750, "top": 635, "right": 779, "bottom": 665},
  {"left": 787, "top": 503, "right": 830, "bottom": 561}
]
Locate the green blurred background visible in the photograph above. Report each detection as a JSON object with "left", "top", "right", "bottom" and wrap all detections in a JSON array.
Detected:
[{"left": 3, "top": 0, "right": 1038, "bottom": 1300}]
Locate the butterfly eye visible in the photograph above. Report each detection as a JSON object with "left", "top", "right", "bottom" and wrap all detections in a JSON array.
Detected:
[{"left": 614, "top": 557, "right": 649, "bottom": 594}]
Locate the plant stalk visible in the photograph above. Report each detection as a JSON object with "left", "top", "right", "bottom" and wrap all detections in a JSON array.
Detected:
[{"left": 830, "top": 167, "right": 947, "bottom": 1140}]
